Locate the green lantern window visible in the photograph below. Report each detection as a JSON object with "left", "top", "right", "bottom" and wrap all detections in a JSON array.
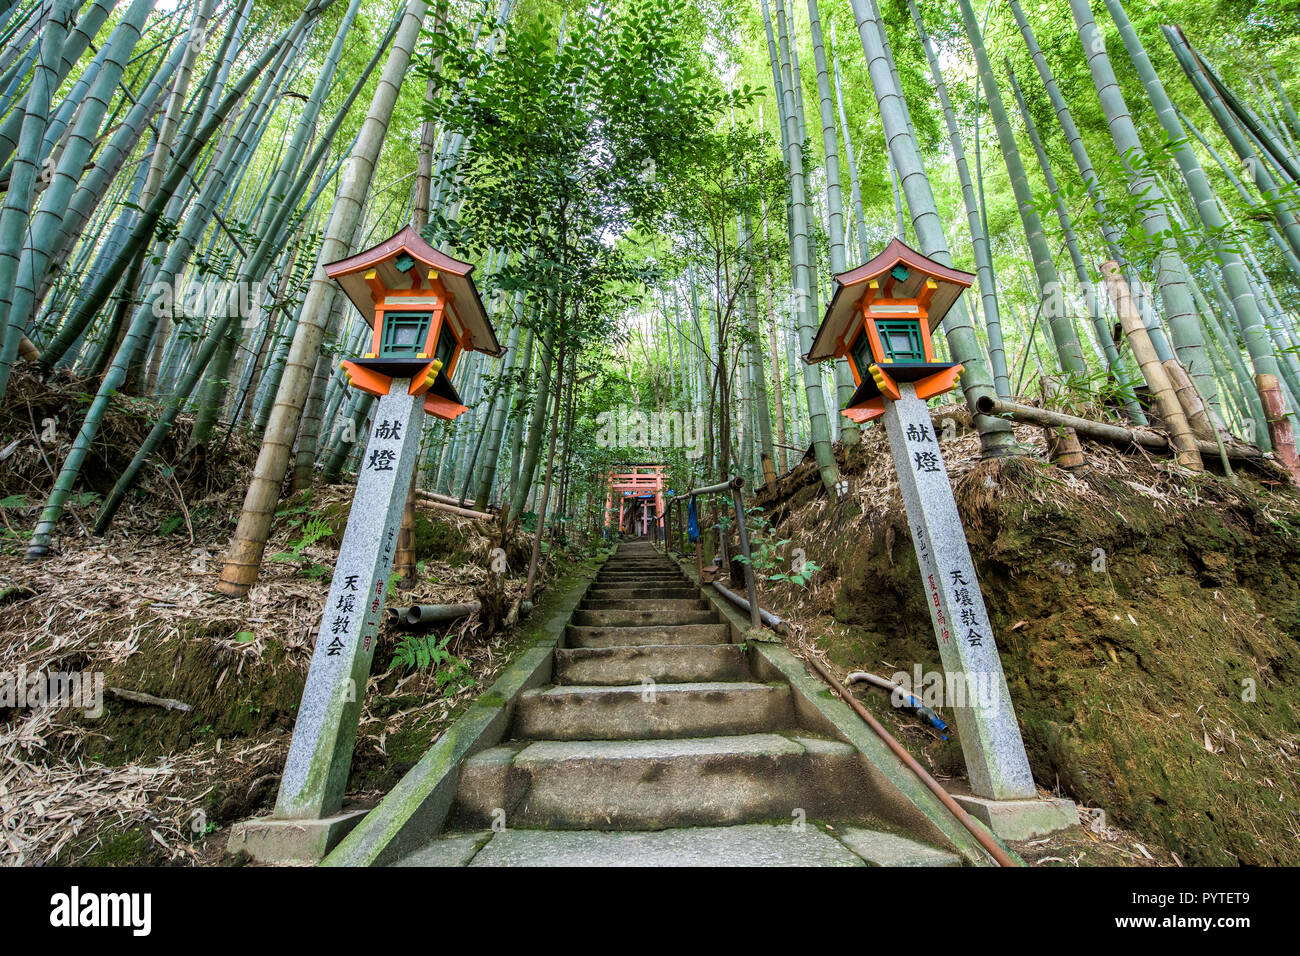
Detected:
[
  {"left": 433, "top": 319, "right": 457, "bottom": 369},
  {"left": 380, "top": 311, "right": 431, "bottom": 356},
  {"left": 875, "top": 320, "right": 925, "bottom": 362},
  {"left": 851, "top": 332, "right": 874, "bottom": 378}
]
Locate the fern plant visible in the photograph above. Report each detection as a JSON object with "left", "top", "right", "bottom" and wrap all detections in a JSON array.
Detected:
[
  {"left": 271, "top": 516, "right": 332, "bottom": 562},
  {"left": 270, "top": 516, "right": 334, "bottom": 579},
  {"left": 391, "top": 633, "right": 475, "bottom": 693}
]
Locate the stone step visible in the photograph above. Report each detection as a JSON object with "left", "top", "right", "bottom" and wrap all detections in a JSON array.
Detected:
[
  {"left": 580, "top": 598, "right": 708, "bottom": 612},
  {"left": 598, "top": 568, "right": 681, "bottom": 575},
  {"left": 583, "top": 587, "right": 701, "bottom": 600},
  {"left": 459, "top": 824, "right": 867, "bottom": 866},
  {"left": 595, "top": 567, "right": 681, "bottom": 574},
  {"left": 834, "top": 827, "right": 963, "bottom": 866},
  {"left": 511, "top": 681, "right": 793, "bottom": 740},
  {"left": 572, "top": 608, "right": 717, "bottom": 628},
  {"left": 394, "top": 824, "right": 961, "bottom": 867},
  {"left": 451, "top": 733, "right": 871, "bottom": 830},
  {"left": 554, "top": 644, "right": 748, "bottom": 685},
  {"left": 566, "top": 623, "right": 731, "bottom": 648},
  {"left": 595, "top": 573, "right": 688, "bottom": 582}
]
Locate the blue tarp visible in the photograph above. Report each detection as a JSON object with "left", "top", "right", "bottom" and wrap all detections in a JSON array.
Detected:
[{"left": 687, "top": 498, "right": 699, "bottom": 542}]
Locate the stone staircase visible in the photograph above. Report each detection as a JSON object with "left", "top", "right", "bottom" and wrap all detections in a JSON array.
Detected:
[{"left": 393, "top": 542, "right": 965, "bottom": 866}]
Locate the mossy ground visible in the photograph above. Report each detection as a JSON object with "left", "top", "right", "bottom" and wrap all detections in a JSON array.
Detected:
[{"left": 755, "top": 424, "right": 1300, "bottom": 866}]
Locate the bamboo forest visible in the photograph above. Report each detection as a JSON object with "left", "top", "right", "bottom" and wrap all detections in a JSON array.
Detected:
[{"left": 1, "top": 0, "right": 1299, "bottom": 897}]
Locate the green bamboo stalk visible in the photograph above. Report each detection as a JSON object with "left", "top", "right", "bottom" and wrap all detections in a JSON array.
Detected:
[
  {"left": 1005, "top": 62, "right": 1145, "bottom": 421},
  {"left": 957, "top": 0, "right": 1086, "bottom": 378},
  {"left": 846, "top": 0, "right": 1017, "bottom": 456},
  {"left": 1069, "top": 0, "right": 1217, "bottom": 412},
  {"left": 807, "top": 0, "right": 858, "bottom": 446},
  {"left": 0, "top": 0, "right": 116, "bottom": 171},
  {"left": 1105, "top": 0, "right": 1280, "bottom": 433},
  {"left": 0, "top": 0, "right": 78, "bottom": 399},
  {"left": 26, "top": 14, "right": 324, "bottom": 557},
  {"left": 768, "top": 0, "right": 837, "bottom": 490},
  {"left": 0, "top": 0, "right": 159, "bottom": 370},
  {"left": 830, "top": 20, "right": 868, "bottom": 263},
  {"left": 909, "top": 0, "right": 1011, "bottom": 399},
  {"left": 1165, "top": 23, "right": 1300, "bottom": 266}
]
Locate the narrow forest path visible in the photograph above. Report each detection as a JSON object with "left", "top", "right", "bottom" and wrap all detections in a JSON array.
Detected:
[{"left": 389, "top": 542, "right": 965, "bottom": 866}]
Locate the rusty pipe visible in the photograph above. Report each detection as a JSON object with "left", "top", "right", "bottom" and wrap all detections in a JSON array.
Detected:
[{"left": 805, "top": 655, "right": 1020, "bottom": 868}]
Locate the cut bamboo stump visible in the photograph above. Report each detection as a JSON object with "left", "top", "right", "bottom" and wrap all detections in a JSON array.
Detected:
[
  {"left": 1257, "top": 373, "right": 1300, "bottom": 485},
  {"left": 395, "top": 471, "right": 419, "bottom": 584},
  {"left": 1039, "top": 375, "right": 1086, "bottom": 469},
  {"left": 1100, "top": 260, "right": 1203, "bottom": 471}
]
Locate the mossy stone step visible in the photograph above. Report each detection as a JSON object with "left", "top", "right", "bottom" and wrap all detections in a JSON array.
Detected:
[
  {"left": 450, "top": 734, "right": 871, "bottom": 831},
  {"left": 572, "top": 608, "right": 717, "bottom": 628},
  {"left": 511, "top": 681, "right": 793, "bottom": 740},
  {"left": 565, "top": 623, "right": 730, "bottom": 648},
  {"left": 553, "top": 644, "right": 747, "bottom": 685}
]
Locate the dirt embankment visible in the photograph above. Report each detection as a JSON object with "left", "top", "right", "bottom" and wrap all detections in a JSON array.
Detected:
[
  {"left": 753, "top": 408, "right": 1300, "bottom": 866},
  {"left": 0, "top": 369, "right": 572, "bottom": 865}
]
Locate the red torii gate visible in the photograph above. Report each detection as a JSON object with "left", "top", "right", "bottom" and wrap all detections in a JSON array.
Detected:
[{"left": 605, "top": 464, "right": 666, "bottom": 536}]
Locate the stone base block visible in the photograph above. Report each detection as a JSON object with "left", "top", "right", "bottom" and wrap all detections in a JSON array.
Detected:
[
  {"left": 227, "top": 810, "right": 369, "bottom": 865},
  {"left": 950, "top": 794, "right": 1078, "bottom": 842},
  {"left": 744, "top": 624, "right": 781, "bottom": 644}
]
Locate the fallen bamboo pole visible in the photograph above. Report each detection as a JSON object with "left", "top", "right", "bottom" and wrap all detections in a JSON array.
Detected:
[
  {"left": 975, "top": 396, "right": 1264, "bottom": 462},
  {"left": 419, "top": 489, "right": 497, "bottom": 512},
  {"left": 107, "top": 687, "right": 192, "bottom": 712},
  {"left": 417, "top": 495, "right": 494, "bottom": 521}
]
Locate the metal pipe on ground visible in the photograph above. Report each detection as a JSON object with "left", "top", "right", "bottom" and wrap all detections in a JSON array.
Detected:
[
  {"left": 398, "top": 601, "right": 482, "bottom": 627},
  {"left": 711, "top": 580, "right": 789, "bottom": 634},
  {"left": 974, "top": 396, "right": 1263, "bottom": 462},
  {"left": 805, "top": 656, "right": 1020, "bottom": 868}
]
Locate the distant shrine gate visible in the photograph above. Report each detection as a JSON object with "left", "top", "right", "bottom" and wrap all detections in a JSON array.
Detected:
[{"left": 605, "top": 465, "right": 666, "bottom": 537}]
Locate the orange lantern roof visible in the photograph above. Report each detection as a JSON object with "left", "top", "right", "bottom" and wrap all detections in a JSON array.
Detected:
[
  {"left": 324, "top": 224, "right": 505, "bottom": 358},
  {"left": 324, "top": 225, "right": 505, "bottom": 421},
  {"left": 806, "top": 238, "right": 974, "bottom": 364}
]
